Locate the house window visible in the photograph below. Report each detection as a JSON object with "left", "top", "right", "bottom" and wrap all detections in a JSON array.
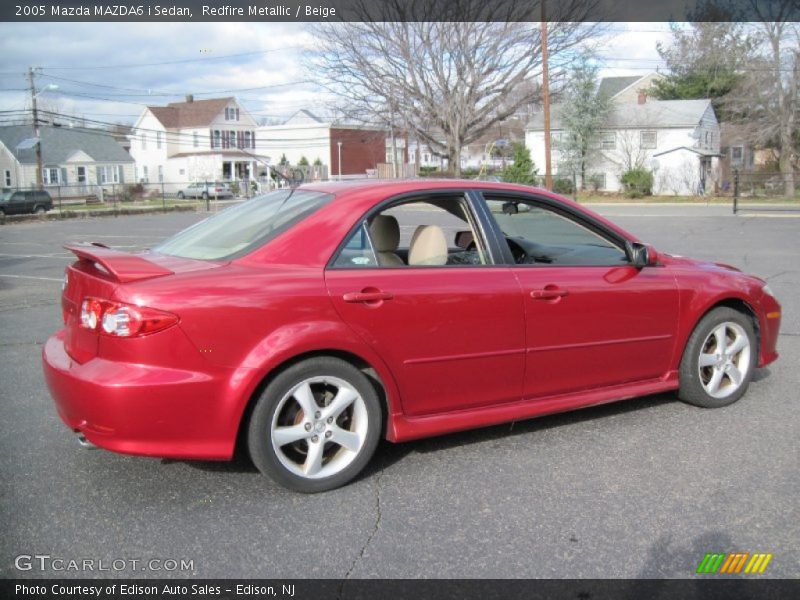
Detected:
[
  {"left": 423, "top": 153, "right": 430, "bottom": 163},
  {"left": 179, "top": 168, "right": 186, "bottom": 176},
  {"left": 77, "top": 166, "right": 86, "bottom": 183},
  {"left": 43, "top": 168, "right": 60, "bottom": 185},
  {"left": 600, "top": 132, "right": 616, "bottom": 149},
  {"left": 156, "top": 131, "right": 162, "bottom": 149},
  {"left": 230, "top": 130, "right": 237, "bottom": 148},
  {"left": 158, "top": 166, "right": 164, "bottom": 182},
  {"left": 100, "top": 165, "right": 122, "bottom": 184},
  {"left": 141, "top": 133, "right": 147, "bottom": 149},
  {"left": 193, "top": 132, "right": 199, "bottom": 148},
  {"left": 225, "top": 107, "right": 240, "bottom": 121},
  {"left": 244, "top": 131, "right": 252, "bottom": 149},
  {"left": 640, "top": 131, "right": 657, "bottom": 149},
  {"left": 731, "top": 146, "right": 744, "bottom": 165},
  {"left": 4, "top": 170, "right": 10, "bottom": 186},
  {"left": 550, "top": 132, "right": 562, "bottom": 146},
  {"left": 142, "top": 166, "right": 149, "bottom": 183},
  {"left": 212, "top": 130, "right": 221, "bottom": 149}
]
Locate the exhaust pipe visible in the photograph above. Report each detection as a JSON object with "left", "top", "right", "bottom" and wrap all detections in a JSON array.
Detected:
[{"left": 76, "top": 433, "right": 96, "bottom": 449}]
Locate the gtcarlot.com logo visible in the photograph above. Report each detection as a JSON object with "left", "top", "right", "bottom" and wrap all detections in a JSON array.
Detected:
[
  {"left": 14, "top": 554, "right": 194, "bottom": 573},
  {"left": 696, "top": 552, "right": 773, "bottom": 574}
]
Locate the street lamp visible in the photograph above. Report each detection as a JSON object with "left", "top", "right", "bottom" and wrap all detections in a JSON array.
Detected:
[{"left": 337, "top": 141, "right": 343, "bottom": 181}]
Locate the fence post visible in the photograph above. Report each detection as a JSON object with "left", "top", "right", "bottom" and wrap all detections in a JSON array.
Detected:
[
  {"left": 572, "top": 171, "right": 578, "bottom": 202},
  {"left": 205, "top": 180, "right": 210, "bottom": 211},
  {"left": 161, "top": 181, "right": 166, "bottom": 212},
  {"left": 733, "top": 169, "right": 739, "bottom": 215},
  {"left": 57, "top": 185, "right": 62, "bottom": 215}
]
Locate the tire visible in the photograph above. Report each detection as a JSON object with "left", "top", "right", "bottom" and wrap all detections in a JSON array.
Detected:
[
  {"left": 247, "top": 357, "right": 382, "bottom": 493},
  {"left": 34, "top": 205, "right": 46, "bottom": 214},
  {"left": 678, "top": 307, "right": 757, "bottom": 408},
  {"left": 177, "top": 191, "right": 185, "bottom": 199},
  {"left": 201, "top": 192, "right": 209, "bottom": 200}
]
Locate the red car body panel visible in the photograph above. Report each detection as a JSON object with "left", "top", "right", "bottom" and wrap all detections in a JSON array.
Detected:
[{"left": 42, "top": 180, "right": 781, "bottom": 460}]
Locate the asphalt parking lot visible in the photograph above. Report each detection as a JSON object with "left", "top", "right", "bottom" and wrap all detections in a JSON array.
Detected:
[{"left": 1, "top": 205, "right": 798, "bottom": 579}]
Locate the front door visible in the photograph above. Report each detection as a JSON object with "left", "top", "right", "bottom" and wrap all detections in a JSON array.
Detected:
[
  {"left": 480, "top": 193, "right": 680, "bottom": 400},
  {"left": 325, "top": 193, "right": 525, "bottom": 417}
]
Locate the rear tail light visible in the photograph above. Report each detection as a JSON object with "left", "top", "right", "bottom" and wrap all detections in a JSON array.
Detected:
[{"left": 79, "top": 297, "right": 178, "bottom": 337}]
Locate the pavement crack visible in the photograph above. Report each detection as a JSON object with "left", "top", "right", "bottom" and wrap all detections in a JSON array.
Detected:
[{"left": 340, "top": 463, "right": 386, "bottom": 593}]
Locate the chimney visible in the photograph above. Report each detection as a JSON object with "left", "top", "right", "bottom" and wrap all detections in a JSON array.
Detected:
[
  {"left": 637, "top": 91, "right": 647, "bottom": 105},
  {"left": 185, "top": 94, "right": 194, "bottom": 103}
]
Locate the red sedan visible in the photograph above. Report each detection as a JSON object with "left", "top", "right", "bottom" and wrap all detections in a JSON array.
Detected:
[{"left": 43, "top": 180, "right": 781, "bottom": 492}]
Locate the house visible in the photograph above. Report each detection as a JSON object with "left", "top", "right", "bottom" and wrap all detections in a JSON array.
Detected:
[
  {"left": 129, "top": 96, "right": 266, "bottom": 189},
  {"left": 256, "top": 110, "right": 388, "bottom": 179},
  {"left": 526, "top": 96, "right": 720, "bottom": 195},
  {"left": 598, "top": 73, "right": 664, "bottom": 103},
  {"left": 0, "top": 124, "right": 134, "bottom": 195}
]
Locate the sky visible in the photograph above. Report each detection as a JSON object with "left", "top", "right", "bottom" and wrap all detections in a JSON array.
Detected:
[{"left": 0, "top": 22, "right": 675, "bottom": 128}]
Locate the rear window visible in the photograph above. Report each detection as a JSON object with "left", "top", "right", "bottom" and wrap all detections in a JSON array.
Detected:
[{"left": 154, "top": 189, "right": 333, "bottom": 260}]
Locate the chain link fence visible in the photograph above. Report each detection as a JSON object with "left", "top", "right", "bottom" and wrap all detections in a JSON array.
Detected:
[
  {"left": 1, "top": 179, "right": 279, "bottom": 218},
  {"left": 730, "top": 170, "right": 800, "bottom": 214}
]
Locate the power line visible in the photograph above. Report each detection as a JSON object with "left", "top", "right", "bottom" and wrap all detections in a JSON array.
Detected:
[{"left": 36, "top": 47, "right": 307, "bottom": 71}]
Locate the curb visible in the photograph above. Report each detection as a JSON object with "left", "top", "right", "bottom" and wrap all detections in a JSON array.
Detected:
[{"left": 0, "top": 204, "right": 198, "bottom": 225}]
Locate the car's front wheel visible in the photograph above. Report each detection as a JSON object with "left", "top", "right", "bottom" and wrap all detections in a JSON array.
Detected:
[
  {"left": 176, "top": 191, "right": 185, "bottom": 199},
  {"left": 247, "top": 357, "right": 382, "bottom": 492},
  {"left": 679, "top": 307, "right": 757, "bottom": 408}
]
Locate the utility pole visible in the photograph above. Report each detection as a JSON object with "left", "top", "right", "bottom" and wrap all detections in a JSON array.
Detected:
[
  {"left": 28, "top": 67, "right": 43, "bottom": 189},
  {"left": 540, "top": 4, "right": 553, "bottom": 191}
]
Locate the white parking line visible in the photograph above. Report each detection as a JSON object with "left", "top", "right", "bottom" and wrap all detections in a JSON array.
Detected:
[
  {"left": 0, "top": 274, "right": 62, "bottom": 282},
  {"left": 0, "top": 252, "right": 72, "bottom": 259}
]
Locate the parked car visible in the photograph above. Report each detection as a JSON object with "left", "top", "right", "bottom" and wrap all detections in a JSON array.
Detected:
[
  {"left": 43, "top": 180, "right": 781, "bottom": 492},
  {"left": 0, "top": 189, "right": 53, "bottom": 215},
  {"left": 176, "top": 181, "right": 233, "bottom": 199}
]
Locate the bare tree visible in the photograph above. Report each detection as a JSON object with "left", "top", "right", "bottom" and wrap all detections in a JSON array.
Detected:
[
  {"left": 310, "top": 1, "right": 602, "bottom": 176},
  {"left": 721, "top": 1, "right": 798, "bottom": 196},
  {"left": 604, "top": 129, "right": 647, "bottom": 175}
]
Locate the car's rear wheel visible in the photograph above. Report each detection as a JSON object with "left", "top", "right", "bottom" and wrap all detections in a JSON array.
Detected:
[
  {"left": 201, "top": 192, "right": 209, "bottom": 200},
  {"left": 247, "top": 357, "right": 382, "bottom": 492},
  {"left": 679, "top": 307, "right": 757, "bottom": 408},
  {"left": 34, "top": 205, "right": 46, "bottom": 214},
  {"left": 176, "top": 191, "right": 185, "bottom": 199}
]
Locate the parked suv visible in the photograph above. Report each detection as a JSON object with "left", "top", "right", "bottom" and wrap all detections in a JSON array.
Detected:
[{"left": 0, "top": 190, "right": 53, "bottom": 215}]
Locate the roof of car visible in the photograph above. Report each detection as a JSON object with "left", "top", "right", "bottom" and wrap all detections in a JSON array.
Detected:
[{"left": 297, "top": 178, "right": 549, "bottom": 196}]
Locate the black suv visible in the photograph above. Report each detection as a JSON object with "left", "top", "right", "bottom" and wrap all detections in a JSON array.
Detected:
[{"left": 0, "top": 190, "right": 53, "bottom": 215}]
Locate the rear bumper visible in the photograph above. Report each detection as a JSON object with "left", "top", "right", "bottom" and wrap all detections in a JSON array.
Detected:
[{"left": 42, "top": 330, "right": 243, "bottom": 460}]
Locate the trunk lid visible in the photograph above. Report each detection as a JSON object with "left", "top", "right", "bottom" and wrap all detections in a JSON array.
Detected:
[{"left": 61, "top": 244, "right": 216, "bottom": 363}]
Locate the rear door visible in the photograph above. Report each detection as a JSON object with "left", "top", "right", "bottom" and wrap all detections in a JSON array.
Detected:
[
  {"left": 479, "top": 192, "right": 680, "bottom": 399},
  {"left": 325, "top": 192, "right": 525, "bottom": 417}
]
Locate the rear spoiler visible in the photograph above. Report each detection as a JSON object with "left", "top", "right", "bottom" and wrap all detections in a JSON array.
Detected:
[{"left": 65, "top": 243, "right": 173, "bottom": 283}]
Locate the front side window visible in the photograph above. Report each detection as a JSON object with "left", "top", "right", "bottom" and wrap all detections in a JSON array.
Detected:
[
  {"left": 483, "top": 196, "right": 627, "bottom": 267},
  {"left": 156, "top": 190, "right": 334, "bottom": 260},
  {"left": 331, "top": 196, "right": 489, "bottom": 269}
]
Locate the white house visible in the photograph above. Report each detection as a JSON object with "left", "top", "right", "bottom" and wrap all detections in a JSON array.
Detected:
[
  {"left": 129, "top": 96, "right": 266, "bottom": 189},
  {"left": 0, "top": 124, "right": 134, "bottom": 195},
  {"left": 526, "top": 97, "right": 721, "bottom": 195},
  {"left": 256, "top": 110, "right": 388, "bottom": 179}
]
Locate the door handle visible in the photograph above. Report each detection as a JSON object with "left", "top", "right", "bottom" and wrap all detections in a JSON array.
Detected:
[
  {"left": 343, "top": 290, "right": 394, "bottom": 303},
  {"left": 530, "top": 288, "right": 568, "bottom": 300}
]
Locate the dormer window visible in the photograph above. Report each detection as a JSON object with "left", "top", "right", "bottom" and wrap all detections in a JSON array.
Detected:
[{"left": 225, "top": 107, "right": 240, "bottom": 121}]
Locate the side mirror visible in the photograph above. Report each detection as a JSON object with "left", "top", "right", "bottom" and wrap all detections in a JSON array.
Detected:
[
  {"left": 454, "top": 230, "right": 474, "bottom": 249},
  {"left": 626, "top": 241, "right": 658, "bottom": 268}
]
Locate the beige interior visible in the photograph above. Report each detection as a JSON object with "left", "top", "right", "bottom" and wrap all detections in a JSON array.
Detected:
[
  {"left": 408, "top": 225, "right": 448, "bottom": 266},
  {"left": 369, "top": 215, "right": 404, "bottom": 266}
]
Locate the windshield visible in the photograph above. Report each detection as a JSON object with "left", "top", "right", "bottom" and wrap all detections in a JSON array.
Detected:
[{"left": 155, "top": 189, "right": 334, "bottom": 260}]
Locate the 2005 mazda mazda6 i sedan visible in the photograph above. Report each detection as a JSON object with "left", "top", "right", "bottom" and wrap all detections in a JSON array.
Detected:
[{"left": 43, "top": 180, "right": 781, "bottom": 492}]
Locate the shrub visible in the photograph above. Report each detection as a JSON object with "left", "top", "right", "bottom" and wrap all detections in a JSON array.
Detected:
[
  {"left": 620, "top": 168, "right": 653, "bottom": 198},
  {"left": 552, "top": 177, "right": 574, "bottom": 195},
  {"left": 501, "top": 143, "right": 539, "bottom": 185}
]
